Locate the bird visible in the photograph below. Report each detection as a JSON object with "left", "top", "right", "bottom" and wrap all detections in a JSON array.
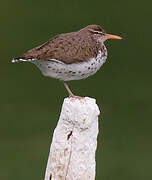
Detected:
[{"left": 12, "top": 25, "right": 122, "bottom": 98}]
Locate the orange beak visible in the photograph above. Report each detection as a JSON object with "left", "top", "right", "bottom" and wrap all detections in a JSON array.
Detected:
[{"left": 105, "top": 34, "right": 122, "bottom": 40}]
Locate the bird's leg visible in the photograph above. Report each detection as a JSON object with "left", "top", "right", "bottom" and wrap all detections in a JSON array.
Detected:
[
  {"left": 62, "top": 81, "right": 82, "bottom": 99},
  {"left": 62, "top": 81, "right": 75, "bottom": 97}
]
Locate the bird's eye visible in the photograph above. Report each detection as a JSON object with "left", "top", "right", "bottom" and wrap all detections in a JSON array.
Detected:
[{"left": 93, "top": 31, "right": 100, "bottom": 34}]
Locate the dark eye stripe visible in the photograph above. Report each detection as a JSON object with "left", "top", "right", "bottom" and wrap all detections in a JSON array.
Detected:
[
  {"left": 93, "top": 31, "right": 100, "bottom": 34},
  {"left": 93, "top": 31, "right": 104, "bottom": 35}
]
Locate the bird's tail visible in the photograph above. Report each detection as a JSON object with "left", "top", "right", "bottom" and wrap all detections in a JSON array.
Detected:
[
  {"left": 11, "top": 57, "right": 35, "bottom": 63},
  {"left": 11, "top": 57, "right": 21, "bottom": 63}
]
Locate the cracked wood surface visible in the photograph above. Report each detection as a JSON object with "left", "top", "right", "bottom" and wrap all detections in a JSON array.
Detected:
[{"left": 44, "top": 97, "right": 100, "bottom": 180}]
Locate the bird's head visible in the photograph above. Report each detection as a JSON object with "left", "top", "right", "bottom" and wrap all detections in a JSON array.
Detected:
[{"left": 80, "top": 25, "right": 122, "bottom": 43}]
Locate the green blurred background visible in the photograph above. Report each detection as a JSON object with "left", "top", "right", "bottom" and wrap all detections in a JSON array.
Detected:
[{"left": 1, "top": 0, "right": 152, "bottom": 179}]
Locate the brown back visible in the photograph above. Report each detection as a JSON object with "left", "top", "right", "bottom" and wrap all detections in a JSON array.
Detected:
[{"left": 19, "top": 31, "right": 100, "bottom": 64}]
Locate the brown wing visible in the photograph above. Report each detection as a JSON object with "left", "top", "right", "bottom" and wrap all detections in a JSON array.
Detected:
[{"left": 17, "top": 32, "right": 99, "bottom": 64}]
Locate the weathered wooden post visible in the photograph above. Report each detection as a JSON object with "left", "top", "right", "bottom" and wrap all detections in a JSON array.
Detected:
[{"left": 44, "top": 97, "right": 100, "bottom": 180}]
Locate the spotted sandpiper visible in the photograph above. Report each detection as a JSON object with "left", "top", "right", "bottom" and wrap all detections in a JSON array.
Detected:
[{"left": 12, "top": 25, "right": 122, "bottom": 98}]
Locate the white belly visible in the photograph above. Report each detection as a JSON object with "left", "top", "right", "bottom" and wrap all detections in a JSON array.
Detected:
[{"left": 32, "top": 50, "right": 107, "bottom": 81}]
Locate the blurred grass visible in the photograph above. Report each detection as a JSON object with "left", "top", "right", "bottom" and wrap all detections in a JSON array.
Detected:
[{"left": 1, "top": 0, "right": 152, "bottom": 179}]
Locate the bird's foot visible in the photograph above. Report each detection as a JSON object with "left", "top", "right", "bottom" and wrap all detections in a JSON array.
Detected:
[
  {"left": 62, "top": 81, "right": 84, "bottom": 99},
  {"left": 69, "top": 94, "right": 84, "bottom": 99}
]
